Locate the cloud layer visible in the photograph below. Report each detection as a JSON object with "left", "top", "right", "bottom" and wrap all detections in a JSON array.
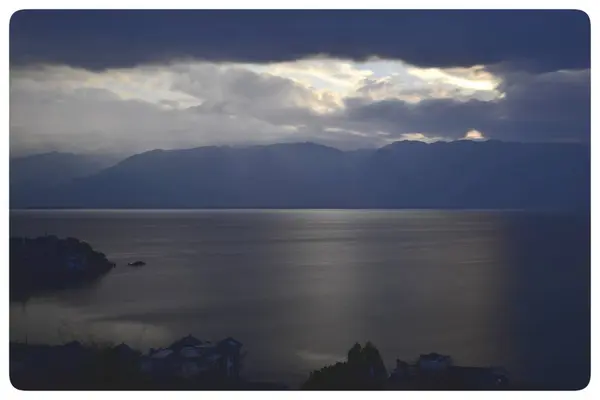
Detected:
[
  {"left": 9, "top": 11, "right": 590, "bottom": 156},
  {"left": 11, "top": 10, "right": 589, "bottom": 71}
]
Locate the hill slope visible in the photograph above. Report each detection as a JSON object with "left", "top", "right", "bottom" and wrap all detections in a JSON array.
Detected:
[{"left": 10, "top": 152, "right": 120, "bottom": 207}]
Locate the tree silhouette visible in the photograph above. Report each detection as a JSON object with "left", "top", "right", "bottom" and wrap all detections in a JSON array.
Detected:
[{"left": 302, "top": 341, "right": 388, "bottom": 390}]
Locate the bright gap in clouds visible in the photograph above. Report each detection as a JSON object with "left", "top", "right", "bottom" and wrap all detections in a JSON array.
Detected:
[
  {"left": 399, "top": 129, "right": 487, "bottom": 144},
  {"left": 247, "top": 57, "right": 503, "bottom": 102},
  {"left": 463, "top": 130, "right": 486, "bottom": 140}
]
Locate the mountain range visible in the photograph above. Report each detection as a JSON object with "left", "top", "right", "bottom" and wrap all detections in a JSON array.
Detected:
[{"left": 9, "top": 141, "right": 590, "bottom": 211}]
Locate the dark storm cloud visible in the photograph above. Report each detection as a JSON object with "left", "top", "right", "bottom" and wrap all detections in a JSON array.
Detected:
[
  {"left": 10, "top": 9, "right": 589, "bottom": 72},
  {"left": 344, "top": 69, "right": 590, "bottom": 142}
]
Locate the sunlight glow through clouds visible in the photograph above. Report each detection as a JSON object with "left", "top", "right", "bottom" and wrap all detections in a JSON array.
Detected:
[
  {"left": 398, "top": 129, "right": 486, "bottom": 144},
  {"left": 11, "top": 58, "right": 503, "bottom": 111},
  {"left": 399, "top": 133, "right": 447, "bottom": 143},
  {"left": 252, "top": 57, "right": 503, "bottom": 103},
  {"left": 406, "top": 65, "right": 500, "bottom": 92},
  {"left": 10, "top": 57, "right": 503, "bottom": 154},
  {"left": 463, "top": 129, "right": 486, "bottom": 140}
]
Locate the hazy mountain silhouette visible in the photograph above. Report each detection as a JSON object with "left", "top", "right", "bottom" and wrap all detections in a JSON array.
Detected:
[
  {"left": 11, "top": 141, "right": 590, "bottom": 211},
  {"left": 10, "top": 152, "right": 120, "bottom": 207}
]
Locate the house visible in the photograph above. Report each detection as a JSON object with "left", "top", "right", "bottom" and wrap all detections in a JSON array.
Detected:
[
  {"left": 418, "top": 353, "right": 453, "bottom": 372},
  {"left": 168, "top": 334, "right": 204, "bottom": 352},
  {"left": 389, "top": 358, "right": 410, "bottom": 382},
  {"left": 140, "top": 335, "right": 243, "bottom": 381},
  {"left": 216, "top": 337, "right": 243, "bottom": 378}
]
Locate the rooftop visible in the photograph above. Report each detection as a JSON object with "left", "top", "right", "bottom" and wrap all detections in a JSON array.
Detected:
[{"left": 419, "top": 353, "right": 451, "bottom": 361}]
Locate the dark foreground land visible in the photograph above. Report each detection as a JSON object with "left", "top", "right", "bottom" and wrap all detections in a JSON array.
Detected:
[
  {"left": 10, "top": 339, "right": 286, "bottom": 390},
  {"left": 10, "top": 235, "right": 115, "bottom": 301},
  {"left": 10, "top": 338, "right": 520, "bottom": 391}
]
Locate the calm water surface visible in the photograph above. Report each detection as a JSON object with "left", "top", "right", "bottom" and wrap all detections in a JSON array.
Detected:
[{"left": 9, "top": 210, "right": 590, "bottom": 388}]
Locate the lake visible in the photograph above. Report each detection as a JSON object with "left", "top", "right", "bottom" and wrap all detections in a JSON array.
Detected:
[{"left": 9, "top": 209, "right": 590, "bottom": 389}]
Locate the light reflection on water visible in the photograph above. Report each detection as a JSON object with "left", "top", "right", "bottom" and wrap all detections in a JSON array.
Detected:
[{"left": 9, "top": 210, "right": 590, "bottom": 389}]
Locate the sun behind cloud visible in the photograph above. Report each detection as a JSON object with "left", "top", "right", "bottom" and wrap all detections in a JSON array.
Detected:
[{"left": 463, "top": 129, "right": 486, "bottom": 141}]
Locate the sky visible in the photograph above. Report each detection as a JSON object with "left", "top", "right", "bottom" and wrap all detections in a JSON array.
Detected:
[{"left": 9, "top": 10, "right": 591, "bottom": 156}]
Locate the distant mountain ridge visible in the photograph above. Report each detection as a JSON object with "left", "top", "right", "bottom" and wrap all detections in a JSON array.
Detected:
[
  {"left": 10, "top": 151, "right": 117, "bottom": 185},
  {"left": 10, "top": 152, "right": 120, "bottom": 207},
  {"left": 10, "top": 141, "right": 590, "bottom": 211}
]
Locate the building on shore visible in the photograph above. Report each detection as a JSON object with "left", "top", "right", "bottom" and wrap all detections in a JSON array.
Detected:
[
  {"left": 140, "top": 335, "right": 243, "bottom": 381},
  {"left": 388, "top": 352, "right": 509, "bottom": 389},
  {"left": 418, "top": 353, "right": 453, "bottom": 372}
]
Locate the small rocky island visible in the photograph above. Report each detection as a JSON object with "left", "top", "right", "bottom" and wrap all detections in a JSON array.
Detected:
[
  {"left": 10, "top": 235, "right": 115, "bottom": 301},
  {"left": 128, "top": 260, "right": 146, "bottom": 267}
]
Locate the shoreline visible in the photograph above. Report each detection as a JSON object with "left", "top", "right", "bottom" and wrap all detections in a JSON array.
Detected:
[{"left": 9, "top": 339, "right": 526, "bottom": 391}]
